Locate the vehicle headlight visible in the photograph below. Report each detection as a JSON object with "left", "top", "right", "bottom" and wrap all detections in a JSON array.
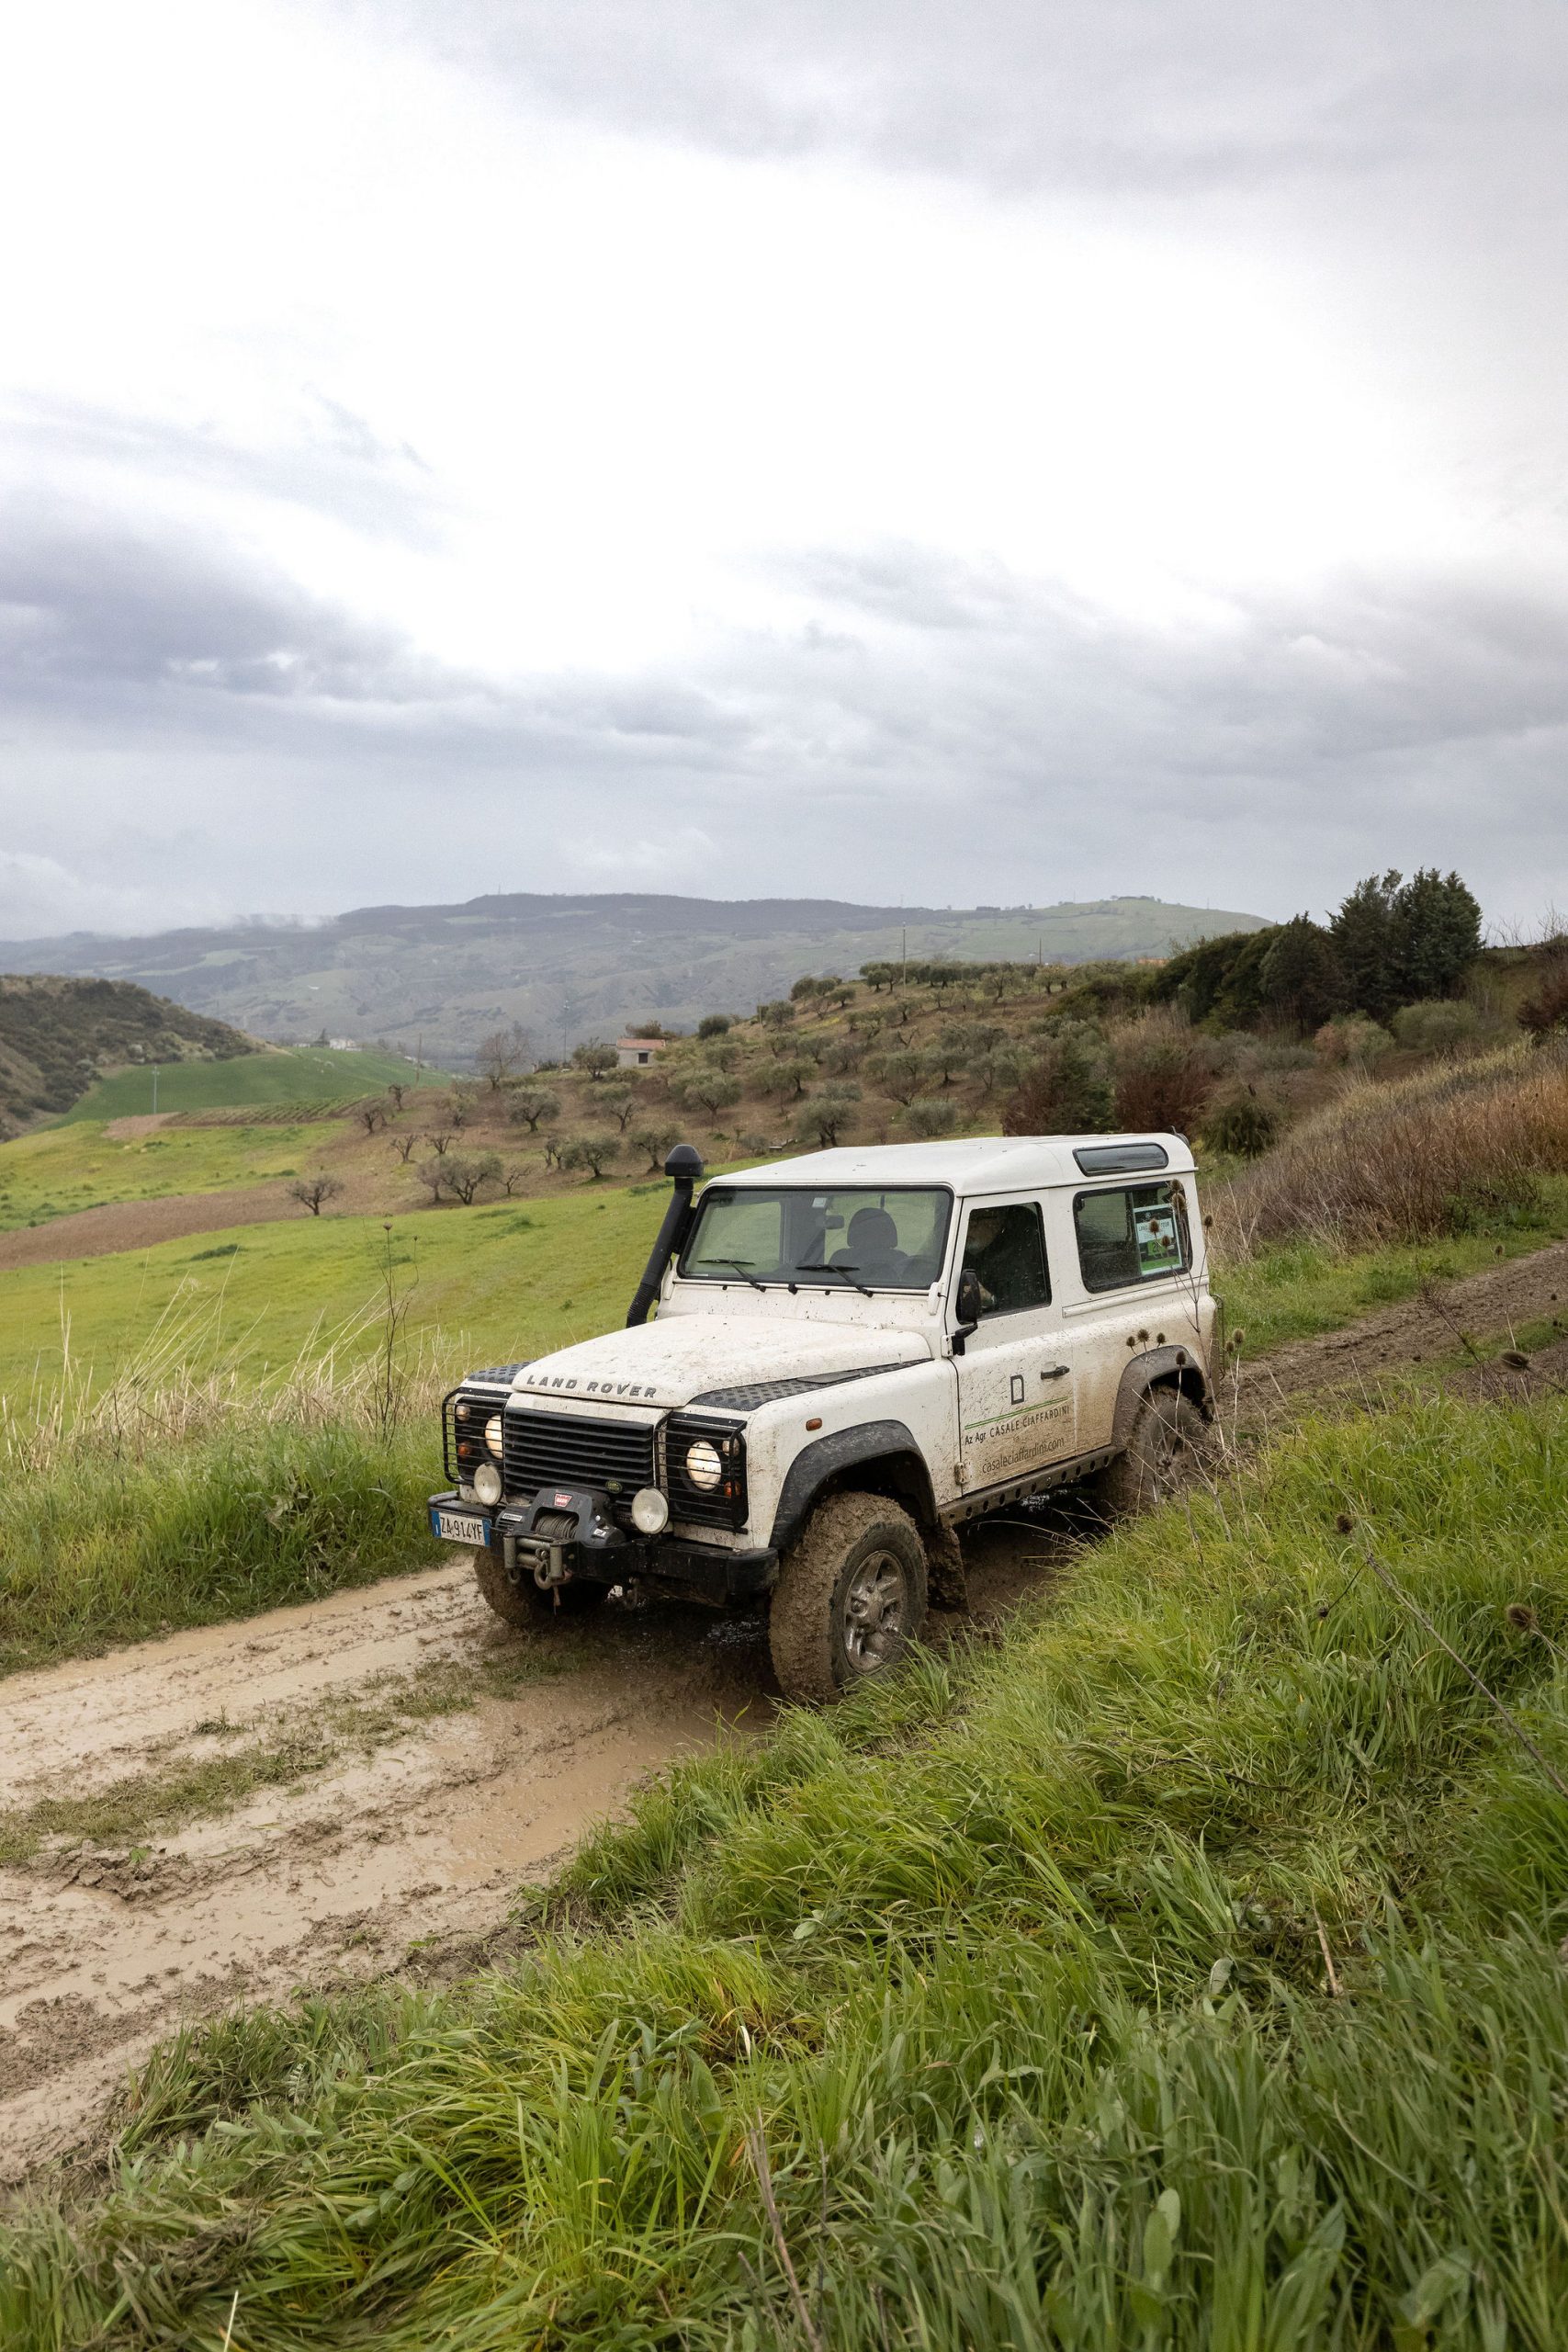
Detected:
[
  {"left": 484, "top": 1414, "right": 503, "bottom": 1457},
  {"left": 632, "top": 1487, "right": 670, "bottom": 1534},
  {"left": 472, "top": 1460, "right": 502, "bottom": 1508},
  {"left": 684, "top": 1440, "right": 723, "bottom": 1492}
]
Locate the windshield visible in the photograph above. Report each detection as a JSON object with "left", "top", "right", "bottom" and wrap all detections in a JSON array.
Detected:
[{"left": 680, "top": 1185, "right": 953, "bottom": 1291}]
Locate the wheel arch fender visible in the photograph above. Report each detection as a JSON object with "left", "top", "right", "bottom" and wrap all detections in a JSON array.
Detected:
[
  {"left": 769, "top": 1420, "right": 939, "bottom": 1555},
  {"left": 1111, "top": 1344, "right": 1213, "bottom": 1449}
]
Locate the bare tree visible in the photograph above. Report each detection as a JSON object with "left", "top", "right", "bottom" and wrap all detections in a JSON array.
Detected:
[
  {"left": 390, "top": 1134, "right": 418, "bottom": 1164},
  {"left": 425, "top": 1129, "right": 455, "bottom": 1157},
  {"left": 288, "top": 1172, "right": 344, "bottom": 1216},
  {"left": 387, "top": 1081, "right": 407, "bottom": 1113},
  {"left": 442, "top": 1152, "right": 502, "bottom": 1204},
  {"left": 498, "top": 1163, "right": 530, "bottom": 1196},
  {"left": 355, "top": 1098, "right": 389, "bottom": 1135},
  {"left": 476, "top": 1022, "right": 535, "bottom": 1091}
]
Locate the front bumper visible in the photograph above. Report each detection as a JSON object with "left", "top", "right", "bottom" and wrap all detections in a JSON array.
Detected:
[{"left": 427, "top": 1490, "right": 776, "bottom": 1608}]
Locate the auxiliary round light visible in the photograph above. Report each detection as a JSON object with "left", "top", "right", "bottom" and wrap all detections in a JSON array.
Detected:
[
  {"left": 484, "top": 1414, "right": 503, "bottom": 1457},
  {"left": 631, "top": 1487, "right": 671, "bottom": 1535},
  {"left": 684, "top": 1440, "right": 724, "bottom": 1492},
  {"left": 472, "top": 1460, "right": 503, "bottom": 1508}
]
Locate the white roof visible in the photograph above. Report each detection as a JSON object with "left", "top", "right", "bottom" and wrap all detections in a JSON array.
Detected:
[{"left": 715, "top": 1134, "right": 1195, "bottom": 1194}]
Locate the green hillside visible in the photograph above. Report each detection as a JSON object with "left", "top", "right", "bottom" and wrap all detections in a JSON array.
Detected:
[
  {"left": 0, "top": 974, "right": 254, "bottom": 1134},
  {"left": 0, "top": 892, "right": 1268, "bottom": 1066},
  {"left": 58, "top": 1044, "right": 433, "bottom": 1122}
]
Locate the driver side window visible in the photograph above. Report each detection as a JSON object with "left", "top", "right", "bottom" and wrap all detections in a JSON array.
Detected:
[{"left": 960, "top": 1202, "right": 1050, "bottom": 1318}]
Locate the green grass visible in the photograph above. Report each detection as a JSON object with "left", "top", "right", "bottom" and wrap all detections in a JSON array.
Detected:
[
  {"left": 1214, "top": 1171, "right": 1568, "bottom": 1354},
  {"left": 6, "top": 1390, "right": 1568, "bottom": 2347},
  {"left": 0, "top": 1115, "right": 327, "bottom": 1232},
  {"left": 0, "top": 1416, "right": 446, "bottom": 1676},
  {"left": 0, "top": 1186, "right": 660, "bottom": 1402},
  {"left": 57, "top": 1046, "right": 436, "bottom": 1123}
]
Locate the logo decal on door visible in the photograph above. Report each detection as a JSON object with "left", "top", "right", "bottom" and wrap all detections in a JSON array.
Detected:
[{"left": 1010, "top": 1374, "right": 1025, "bottom": 1404}]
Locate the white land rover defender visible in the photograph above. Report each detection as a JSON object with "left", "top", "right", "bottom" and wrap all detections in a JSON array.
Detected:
[{"left": 429, "top": 1136, "right": 1216, "bottom": 1702}]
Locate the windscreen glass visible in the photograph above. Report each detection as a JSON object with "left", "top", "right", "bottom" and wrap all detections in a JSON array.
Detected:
[{"left": 680, "top": 1186, "right": 953, "bottom": 1290}]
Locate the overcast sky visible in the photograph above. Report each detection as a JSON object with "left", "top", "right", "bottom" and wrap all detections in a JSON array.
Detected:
[{"left": 3, "top": 0, "right": 1567, "bottom": 940}]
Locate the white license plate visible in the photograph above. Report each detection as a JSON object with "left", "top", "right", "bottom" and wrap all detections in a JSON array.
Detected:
[{"left": 433, "top": 1508, "right": 489, "bottom": 1545}]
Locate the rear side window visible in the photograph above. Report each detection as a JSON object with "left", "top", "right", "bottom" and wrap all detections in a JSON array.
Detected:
[{"left": 1074, "top": 1182, "right": 1190, "bottom": 1293}]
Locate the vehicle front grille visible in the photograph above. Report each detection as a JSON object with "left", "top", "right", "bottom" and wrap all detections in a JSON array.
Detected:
[
  {"left": 502, "top": 1409, "right": 656, "bottom": 1505},
  {"left": 665, "top": 1412, "right": 749, "bottom": 1532}
]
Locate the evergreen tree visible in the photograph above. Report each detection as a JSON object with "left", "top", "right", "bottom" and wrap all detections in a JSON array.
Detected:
[
  {"left": 1330, "top": 870, "right": 1402, "bottom": 1020},
  {"left": 1258, "top": 916, "right": 1348, "bottom": 1031},
  {"left": 1390, "top": 868, "right": 1483, "bottom": 1001}
]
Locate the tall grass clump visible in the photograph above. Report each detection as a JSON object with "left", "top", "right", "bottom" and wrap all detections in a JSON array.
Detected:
[
  {"left": 0, "top": 1287, "right": 447, "bottom": 1671},
  {"left": 1214, "top": 1040, "right": 1568, "bottom": 1257},
  {"left": 6, "top": 1389, "right": 1568, "bottom": 2347}
]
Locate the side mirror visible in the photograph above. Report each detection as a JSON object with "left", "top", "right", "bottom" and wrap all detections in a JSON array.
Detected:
[{"left": 952, "top": 1267, "right": 984, "bottom": 1354}]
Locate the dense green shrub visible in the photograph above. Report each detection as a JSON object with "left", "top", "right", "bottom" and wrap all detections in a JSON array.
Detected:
[{"left": 1203, "top": 1085, "right": 1282, "bottom": 1157}]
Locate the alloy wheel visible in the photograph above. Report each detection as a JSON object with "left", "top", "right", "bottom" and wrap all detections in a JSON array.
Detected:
[{"left": 840, "top": 1549, "right": 908, "bottom": 1670}]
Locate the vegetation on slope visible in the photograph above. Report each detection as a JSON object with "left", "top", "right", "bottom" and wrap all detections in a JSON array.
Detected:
[
  {"left": 5, "top": 1389, "right": 1567, "bottom": 2346},
  {"left": 58, "top": 1043, "right": 434, "bottom": 1123},
  {"left": 0, "top": 892, "right": 1268, "bottom": 1066},
  {"left": 0, "top": 974, "right": 254, "bottom": 1135}
]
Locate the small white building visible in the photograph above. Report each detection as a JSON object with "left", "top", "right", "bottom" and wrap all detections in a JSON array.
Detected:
[{"left": 616, "top": 1035, "right": 671, "bottom": 1069}]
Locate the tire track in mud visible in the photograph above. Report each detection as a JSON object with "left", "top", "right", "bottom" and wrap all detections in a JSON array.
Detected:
[{"left": 0, "top": 1561, "right": 778, "bottom": 2185}]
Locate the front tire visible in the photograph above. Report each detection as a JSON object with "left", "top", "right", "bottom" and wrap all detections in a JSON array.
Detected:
[
  {"left": 768, "top": 1492, "right": 928, "bottom": 1703},
  {"left": 473, "top": 1543, "right": 607, "bottom": 1629},
  {"left": 1089, "top": 1387, "right": 1212, "bottom": 1520}
]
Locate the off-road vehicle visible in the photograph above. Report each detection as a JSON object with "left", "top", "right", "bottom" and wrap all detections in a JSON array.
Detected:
[{"left": 429, "top": 1135, "right": 1216, "bottom": 1702}]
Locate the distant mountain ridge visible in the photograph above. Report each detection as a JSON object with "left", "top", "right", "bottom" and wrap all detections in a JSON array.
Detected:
[
  {"left": 0, "top": 892, "right": 1269, "bottom": 1066},
  {"left": 0, "top": 976, "right": 254, "bottom": 1136}
]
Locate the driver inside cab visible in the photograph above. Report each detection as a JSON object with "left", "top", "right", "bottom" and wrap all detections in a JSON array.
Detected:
[{"left": 962, "top": 1204, "right": 1045, "bottom": 1317}]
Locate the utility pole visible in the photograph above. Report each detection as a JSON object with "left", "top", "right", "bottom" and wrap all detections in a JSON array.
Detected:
[{"left": 901, "top": 925, "right": 908, "bottom": 986}]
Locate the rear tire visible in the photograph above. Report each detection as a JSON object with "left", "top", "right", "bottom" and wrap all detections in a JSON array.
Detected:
[
  {"left": 1089, "top": 1388, "right": 1212, "bottom": 1521},
  {"left": 473, "top": 1543, "right": 607, "bottom": 1629},
  {"left": 768, "top": 1492, "right": 928, "bottom": 1703}
]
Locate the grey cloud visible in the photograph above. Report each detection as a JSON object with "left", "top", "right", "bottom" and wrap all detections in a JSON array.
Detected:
[
  {"left": 0, "top": 504, "right": 461, "bottom": 704},
  {"left": 362, "top": 0, "right": 1568, "bottom": 198}
]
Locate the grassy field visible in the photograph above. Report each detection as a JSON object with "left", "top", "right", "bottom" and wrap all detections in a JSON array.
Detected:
[
  {"left": 58, "top": 1045, "right": 433, "bottom": 1123},
  {"left": 0, "top": 1115, "right": 327, "bottom": 1232},
  {"left": 0, "top": 1184, "right": 664, "bottom": 1401},
  {"left": 4, "top": 1154, "right": 1563, "bottom": 1402},
  {"left": 6, "top": 1387, "right": 1568, "bottom": 2346}
]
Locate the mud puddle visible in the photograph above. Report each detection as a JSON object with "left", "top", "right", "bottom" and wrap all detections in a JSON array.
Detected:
[{"left": 0, "top": 1558, "right": 778, "bottom": 2184}]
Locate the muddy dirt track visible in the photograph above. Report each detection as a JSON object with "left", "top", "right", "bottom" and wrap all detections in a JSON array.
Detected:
[
  {"left": 6, "top": 1238, "right": 1568, "bottom": 2188},
  {"left": 0, "top": 1529, "right": 1052, "bottom": 2186}
]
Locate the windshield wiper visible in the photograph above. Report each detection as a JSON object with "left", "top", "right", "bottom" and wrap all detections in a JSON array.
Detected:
[
  {"left": 793, "top": 1260, "right": 874, "bottom": 1297},
  {"left": 711, "top": 1257, "right": 767, "bottom": 1293}
]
